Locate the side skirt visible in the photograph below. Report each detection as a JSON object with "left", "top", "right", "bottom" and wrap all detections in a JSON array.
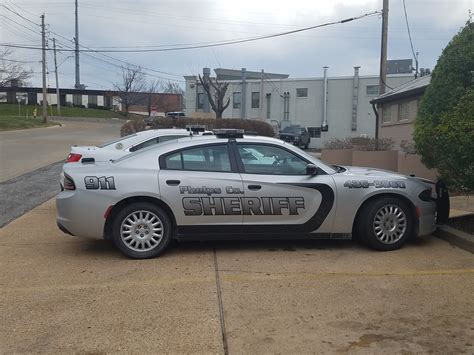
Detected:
[{"left": 175, "top": 232, "right": 352, "bottom": 242}]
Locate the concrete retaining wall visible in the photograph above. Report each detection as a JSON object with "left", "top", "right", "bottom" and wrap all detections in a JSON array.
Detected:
[
  {"left": 352, "top": 150, "right": 398, "bottom": 172},
  {"left": 320, "top": 149, "right": 437, "bottom": 179}
]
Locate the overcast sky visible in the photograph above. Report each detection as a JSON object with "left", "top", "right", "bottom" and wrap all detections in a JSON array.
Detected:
[{"left": 1, "top": 0, "right": 472, "bottom": 89}]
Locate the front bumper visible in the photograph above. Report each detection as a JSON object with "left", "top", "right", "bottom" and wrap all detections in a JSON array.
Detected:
[
  {"left": 435, "top": 180, "right": 450, "bottom": 224},
  {"left": 415, "top": 179, "right": 450, "bottom": 237}
]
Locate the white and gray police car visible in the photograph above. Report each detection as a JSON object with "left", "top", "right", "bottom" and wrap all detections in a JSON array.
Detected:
[{"left": 57, "top": 129, "right": 449, "bottom": 259}]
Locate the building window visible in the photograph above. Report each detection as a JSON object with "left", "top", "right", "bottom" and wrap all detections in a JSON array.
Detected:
[
  {"left": 233, "top": 92, "right": 241, "bottom": 109},
  {"left": 266, "top": 93, "right": 271, "bottom": 119},
  {"left": 382, "top": 105, "right": 391, "bottom": 123},
  {"left": 308, "top": 127, "right": 321, "bottom": 138},
  {"left": 296, "top": 88, "right": 308, "bottom": 97},
  {"left": 88, "top": 95, "right": 97, "bottom": 108},
  {"left": 251, "top": 92, "right": 260, "bottom": 108},
  {"left": 398, "top": 101, "right": 410, "bottom": 121},
  {"left": 366, "top": 85, "right": 379, "bottom": 95},
  {"left": 73, "top": 94, "right": 82, "bottom": 107},
  {"left": 197, "top": 93, "right": 204, "bottom": 109}
]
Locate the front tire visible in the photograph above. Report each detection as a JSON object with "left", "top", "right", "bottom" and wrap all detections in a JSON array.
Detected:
[
  {"left": 356, "top": 197, "right": 414, "bottom": 251},
  {"left": 112, "top": 202, "right": 172, "bottom": 259}
]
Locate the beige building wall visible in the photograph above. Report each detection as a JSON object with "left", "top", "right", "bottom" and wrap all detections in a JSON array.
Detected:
[{"left": 379, "top": 97, "right": 419, "bottom": 149}]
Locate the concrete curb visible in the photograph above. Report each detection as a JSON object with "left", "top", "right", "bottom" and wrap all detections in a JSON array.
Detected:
[
  {"left": 434, "top": 224, "right": 474, "bottom": 253},
  {"left": 54, "top": 116, "right": 126, "bottom": 123}
]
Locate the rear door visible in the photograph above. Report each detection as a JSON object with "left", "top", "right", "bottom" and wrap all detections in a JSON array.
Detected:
[
  {"left": 234, "top": 142, "right": 336, "bottom": 234},
  {"left": 158, "top": 143, "right": 244, "bottom": 235}
]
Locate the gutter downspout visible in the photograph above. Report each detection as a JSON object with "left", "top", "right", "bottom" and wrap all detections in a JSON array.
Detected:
[
  {"left": 351, "top": 66, "right": 360, "bottom": 131},
  {"left": 322, "top": 66, "right": 328, "bottom": 130},
  {"left": 372, "top": 102, "right": 379, "bottom": 140},
  {"left": 241, "top": 68, "right": 246, "bottom": 119},
  {"left": 260, "top": 69, "right": 264, "bottom": 120},
  {"left": 202, "top": 67, "right": 211, "bottom": 113}
]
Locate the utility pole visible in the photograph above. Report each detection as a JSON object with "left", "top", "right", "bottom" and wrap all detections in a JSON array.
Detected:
[
  {"left": 53, "top": 38, "right": 61, "bottom": 116},
  {"left": 41, "top": 13, "right": 47, "bottom": 123},
  {"left": 378, "top": 0, "right": 389, "bottom": 95},
  {"left": 74, "top": 0, "right": 81, "bottom": 89}
]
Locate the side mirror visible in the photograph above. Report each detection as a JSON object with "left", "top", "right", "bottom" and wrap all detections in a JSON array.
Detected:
[{"left": 306, "top": 164, "right": 318, "bottom": 176}]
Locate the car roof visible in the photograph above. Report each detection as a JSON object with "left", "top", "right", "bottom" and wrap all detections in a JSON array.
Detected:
[
  {"left": 101, "top": 128, "right": 191, "bottom": 149},
  {"left": 116, "top": 134, "right": 336, "bottom": 174},
  {"left": 133, "top": 128, "right": 189, "bottom": 138}
]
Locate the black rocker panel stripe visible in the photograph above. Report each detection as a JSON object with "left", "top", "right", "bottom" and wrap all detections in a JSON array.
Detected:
[{"left": 177, "top": 183, "right": 335, "bottom": 236}]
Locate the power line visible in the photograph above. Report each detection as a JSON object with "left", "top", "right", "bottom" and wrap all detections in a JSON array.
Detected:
[
  {"left": 52, "top": 38, "right": 185, "bottom": 83},
  {"left": 1, "top": 3, "right": 184, "bottom": 81},
  {"left": 0, "top": 57, "right": 39, "bottom": 64},
  {"left": 0, "top": 15, "right": 42, "bottom": 36},
  {"left": 402, "top": 0, "right": 418, "bottom": 71},
  {"left": 0, "top": 4, "right": 41, "bottom": 27},
  {"left": 0, "top": 11, "right": 380, "bottom": 53}
]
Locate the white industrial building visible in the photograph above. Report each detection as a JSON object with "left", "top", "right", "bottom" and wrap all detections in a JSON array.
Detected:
[{"left": 184, "top": 67, "right": 414, "bottom": 148}]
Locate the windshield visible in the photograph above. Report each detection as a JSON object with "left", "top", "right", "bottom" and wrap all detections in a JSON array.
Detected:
[
  {"left": 282, "top": 127, "right": 302, "bottom": 134},
  {"left": 293, "top": 148, "right": 336, "bottom": 174},
  {"left": 113, "top": 136, "right": 184, "bottom": 163},
  {"left": 97, "top": 133, "right": 137, "bottom": 148}
]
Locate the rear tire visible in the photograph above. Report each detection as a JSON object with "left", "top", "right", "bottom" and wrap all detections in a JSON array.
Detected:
[
  {"left": 356, "top": 196, "right": 414, "bottom": 251},
  {"left": 112, "top": 202, "right": 172, "bottom": 259}
]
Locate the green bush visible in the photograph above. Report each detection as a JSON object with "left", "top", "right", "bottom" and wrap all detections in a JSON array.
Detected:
[
  {"left": 120, "top": 120, "right": 146, "bottom": 137},
  {"left": 150, "top": 117, "right": 275, "bottom": 136},
  {"left": 324, "top": 138, "right": 352, "bottom": 150},
  {"left": 324, "top": 137, "right": 394, "bottom": 151},
  {"left": 414, "top": 22, "right": 474, "bottom": 191}
]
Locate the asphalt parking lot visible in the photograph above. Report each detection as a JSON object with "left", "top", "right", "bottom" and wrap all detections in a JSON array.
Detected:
[
  {"left": 0, "top": 120, "right": 122, "bottom": 182},
  {"left": 1, "top": 198, "right": 473, "bottom": 353}
]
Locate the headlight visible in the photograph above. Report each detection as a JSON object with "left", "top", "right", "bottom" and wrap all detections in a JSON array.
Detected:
[{"left": 418, "top": 188, "right": 432, "bottom": 201}]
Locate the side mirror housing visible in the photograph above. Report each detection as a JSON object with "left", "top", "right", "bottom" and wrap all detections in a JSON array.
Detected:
[{"left": 306, "top": 164, "right": 318, "bottom": 176}]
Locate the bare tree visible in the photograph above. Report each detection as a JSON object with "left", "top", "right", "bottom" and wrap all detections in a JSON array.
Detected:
[
  {"left": 0, "top": 48, "right": 32, "bottom": 88},
  {"left": 198, "top": 74, "right": 230, "bottom": 118},
  {"left": 146, "top": 79, "right": 163, "bottom": 115},
  {"left": 113, "top": 65, "right": 147, "bottom": 115},
  {"left": 162, "top": 81, "right": 184, "bottom": 95}
]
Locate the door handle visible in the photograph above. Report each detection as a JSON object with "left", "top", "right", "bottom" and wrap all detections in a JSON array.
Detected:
[
  {"left": 247, "top": 184, "right": 261, "bottom": 191},
  {"left": 166, "top": 180, "right": 180, "bottom": 186}
]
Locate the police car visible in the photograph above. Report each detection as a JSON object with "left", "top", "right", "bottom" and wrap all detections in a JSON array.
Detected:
[
  {"left": 56, "top": 129, "right": 449, "bottom": 259},
  {"left": 66, "top": 129, "right": 195, "bottom": 163}
]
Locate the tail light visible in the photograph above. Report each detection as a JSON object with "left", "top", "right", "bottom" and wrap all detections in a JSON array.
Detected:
[
  {"left": 63, "top": 173, "right": 76, "bottom": 190},
  {"left": 66, "top": 153, "right": 82, "bottom": 163}
]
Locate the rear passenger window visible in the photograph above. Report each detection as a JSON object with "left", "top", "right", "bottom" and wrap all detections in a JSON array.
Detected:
[{"left": 163, "top": 145, "right": 231, "bottom": 172}]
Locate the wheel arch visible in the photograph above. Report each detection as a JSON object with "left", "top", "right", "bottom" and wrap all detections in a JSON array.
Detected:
[
  {"left": 351, "top": 192, "right": 418, "bottom": 237},
  {"left": 103, "top": 196, "right": 177, "bottom": 240}
]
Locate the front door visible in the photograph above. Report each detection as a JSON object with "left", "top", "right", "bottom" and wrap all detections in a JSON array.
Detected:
[
  {"left": 234, "top": 143, "right": 336, "bottom": 234},
  {"left": 158, "top": 143, "right": 244, "bottom": 235}
]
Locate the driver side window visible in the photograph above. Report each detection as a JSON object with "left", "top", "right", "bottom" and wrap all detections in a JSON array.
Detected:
[{"left": 237, "top": 144, "right": 308, "bottom": 175}]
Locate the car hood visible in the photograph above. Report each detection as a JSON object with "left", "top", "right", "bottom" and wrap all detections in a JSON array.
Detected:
[
  {"left": 338, "top": 165, "right": 435, "bottom": 187},
  {"left": 341, "top": 166, "right": 408, "bottom": 179},
  {"left": 280, "top": 132, "right": 299, "bottom": 137}
]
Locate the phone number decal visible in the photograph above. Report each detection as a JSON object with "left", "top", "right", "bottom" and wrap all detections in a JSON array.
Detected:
[{"left": 343, "top": 180, "right": 406, "bottom": 189}]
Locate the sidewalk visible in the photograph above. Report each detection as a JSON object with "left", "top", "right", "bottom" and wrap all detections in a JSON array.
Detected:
[
  {"left": 450, "top": 195, "right": 474, "bottom": 217},
  {"left": 435, "top": 195, "right": 474, "bottom": 253}
]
